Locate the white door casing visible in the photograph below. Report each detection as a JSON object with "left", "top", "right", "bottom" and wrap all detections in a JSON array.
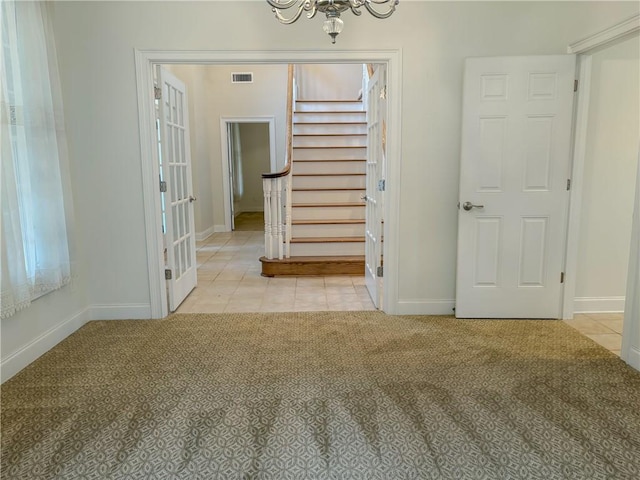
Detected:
[
  {"left": 365, "top": 65, "right": 386, "bottom": 308},
  {"left": 456, "top": 55, "right": 576, "bottom": 318},
  {"left": 157, "top": 66, "right": 197, "bottom": 312}
]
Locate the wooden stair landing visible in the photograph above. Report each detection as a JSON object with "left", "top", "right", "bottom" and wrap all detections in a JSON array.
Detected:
[{"left": 260, "top": 256, "right": 365, "bottom": 277}]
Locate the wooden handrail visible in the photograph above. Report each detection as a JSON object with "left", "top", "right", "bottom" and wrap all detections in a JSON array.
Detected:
[{"left": 262, "top": 64, "right": 294, "bottom": 179}]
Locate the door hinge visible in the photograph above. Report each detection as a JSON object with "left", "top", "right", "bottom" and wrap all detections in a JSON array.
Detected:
[
  {"left": 377, "top": 266, "right": 383, "bottom": 277},
  {"left": 165, "top": 269, "right": 172, "bottom": 280},
  {"left": 574, "top": 79, "right": 579, "bottom": 92},
  {"left": 560, "top": 272, "right": 565, "bottom": 284},
  {"left": 378, "top": 179, "right": 386, "bottom": 192},
  {"left": 154, "top": 86, "right": 162, "bottom": 100},
  {"left": 566, "top": 179, "right": 571, "bottom": 191},
  {"left": 160, "top": 180, "right": 167, "bottom": 193}
]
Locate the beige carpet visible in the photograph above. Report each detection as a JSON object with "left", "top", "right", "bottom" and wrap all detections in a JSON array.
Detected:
[{"left": 2, "top": 312, "right": 640, "bottom": 479}]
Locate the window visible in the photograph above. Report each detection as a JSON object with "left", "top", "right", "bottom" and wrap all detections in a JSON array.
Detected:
[{"left": 1, "top": 1, "right": 72, "bottom": 319}]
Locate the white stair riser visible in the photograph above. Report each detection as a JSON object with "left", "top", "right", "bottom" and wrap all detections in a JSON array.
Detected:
[
  {"left": 292, "top": 190, "right": 364, "bottom": 204},
  {"left": 294, "top": 112, "right": 366, "bottom": 123},
  {"left": 293, "top": 161, "right": 365, "bottom": 175},
  {"left": 293, "top": 175, "right": 365, "bottom": 189},
  {"left": 291, "top": 223, "right": 364, "bottom": 238},
  {"left": 293, "top": 136, "right": 366, "bottom": 148},
  {"left": 292, "top": 205, "right": 364, "bottom": 220},
  {"left": 294, "top": 123, "right": 367, "bottom": 135},
  {"left": 290, "top": 242, "right": 365, "bottom": 256},
  {"left": 293, "top": 147, "right": 366, "bottom": 161},
  {"left": 296, "top": 101, "right": 363, "bottom": 112}
]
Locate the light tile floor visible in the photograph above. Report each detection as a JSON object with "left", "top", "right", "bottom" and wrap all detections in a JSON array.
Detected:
[
  {"left": 177, "top": 222, "right": 375, "bottom": 314},
  {"left": 563, "top": 313, "right": 624, "bottom": 356}
]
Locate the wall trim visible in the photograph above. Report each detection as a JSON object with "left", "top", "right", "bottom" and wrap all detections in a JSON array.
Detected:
[
  {"left": 574, "top": 296, "right": 625, "bottom": 314},
  {"left": 135, "top": 49, "right": 403, "bottom": 318},
  {"left": 568, "top": 13, "right": 640, "bottom": 54},
  {"left": 89, "top": 304, "right": 153, "bottom": 321},
  {"left": 623, "top": 346, "right": 640, "bottom": 371},
  {"left": 196, "top": 225, "right": 216, "bottom": 241},
  {"left": 1, "top": 308, "right": 90, "bottom": 383},
  {"left": 395, "top": 299, "right": 455, "bottom": 315}
]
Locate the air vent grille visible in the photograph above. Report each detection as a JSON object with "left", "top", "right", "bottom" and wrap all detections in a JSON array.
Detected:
[{"left": 232, "top": 72, "right": 253, "bottom": 84}]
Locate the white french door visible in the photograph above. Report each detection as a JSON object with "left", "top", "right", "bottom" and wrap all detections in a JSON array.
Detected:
[
  {"left": 156, "top": 66, "right": 197, "bottom": 312},
  {"left": 364, "top": 65, "right": 386, "bottom": 309},
  {"left": 456, "top": 56, "right": 576, "bottom": 318}
]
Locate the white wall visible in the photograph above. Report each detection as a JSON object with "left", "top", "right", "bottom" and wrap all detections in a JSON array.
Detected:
[
  {"left": 237, "top": 123, "right": 271, "bottom": 213},
  {"left": 165, "top": 65, "right": 288, "bottom": 234},
  {"left": 575, "top": 35, "right": 640, "bottom": 313},
  {"left": 296, "top": 64, "right": 363, "bottom": 100},
  {"left": 46, "top": 1, "right": 639, "bottom": 317}
]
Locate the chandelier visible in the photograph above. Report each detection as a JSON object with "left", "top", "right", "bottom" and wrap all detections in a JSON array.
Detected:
[{"left": 266, "top": 0, "right": 400, "bottom": 44}]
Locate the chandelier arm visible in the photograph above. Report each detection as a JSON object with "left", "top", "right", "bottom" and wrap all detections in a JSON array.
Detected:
[
  {"left": 362, "top": 0, "right": 399, "bottom": 19},
  {"left": 268, "top": 0, "right": 317, "bottom": 24}
]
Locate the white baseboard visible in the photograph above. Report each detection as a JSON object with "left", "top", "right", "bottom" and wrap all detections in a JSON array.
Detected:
[
  {"left": 195, "top": 226, "right": 215, "bottom": 241},
  {"left": 622, "top": 346, "right": 640, "bottom": 371},
  {"left": 395, "top": 299, "right": 456, "bottom": 315},
  {"left": 213, "top": 224, "right": 228, "bottom": 233},
  {"left": 1, "top": 308, "right": 90, "bottom": 383},
  {"left": 89, "top": 304, "right": 152, "bottom": 320},
  {"left": 574, "top": 296, "right": 625, "bottom": 313}
]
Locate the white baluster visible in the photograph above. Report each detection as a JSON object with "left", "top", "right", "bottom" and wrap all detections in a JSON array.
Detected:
[
  {"left": 263, "top": 178, "right": 273, "bottom": 259},
  {"left": 285, "top": 173, "right": 292, "bottom": 258},
  {"left": 276, "top": 178, "right": 283, "bottom": 260}
]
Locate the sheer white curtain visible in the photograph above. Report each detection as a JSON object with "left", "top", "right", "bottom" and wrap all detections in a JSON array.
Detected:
[{"left": 1, "top": 1, "right": 72, "bottom": 319}]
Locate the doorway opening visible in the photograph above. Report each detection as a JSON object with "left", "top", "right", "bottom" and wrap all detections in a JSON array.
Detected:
[
  {"left": 220, "top": 118, "right": 276, "bottom": 232},
  {"left": 136, "top": 51, "right": 402, "bottom": 318}
]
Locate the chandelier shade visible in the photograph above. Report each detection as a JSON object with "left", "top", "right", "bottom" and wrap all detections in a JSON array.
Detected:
[{"left": 266, "top": 0, "right": 399, "bottom": 44}]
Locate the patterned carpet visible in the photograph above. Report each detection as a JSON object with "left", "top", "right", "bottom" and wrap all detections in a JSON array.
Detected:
[{"left": 2, "top": 312, "right": 640, "bottom": 479}]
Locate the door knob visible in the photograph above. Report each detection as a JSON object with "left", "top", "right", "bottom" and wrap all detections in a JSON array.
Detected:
[
  {"left": 361, "top": 195, "right": 368, "bottom": 202},
  {"left": 462, "top": 201, "right": 484, "bottom": 211},
  {"left": 189, "top": 195, "right": 197, "bottom": 203}
]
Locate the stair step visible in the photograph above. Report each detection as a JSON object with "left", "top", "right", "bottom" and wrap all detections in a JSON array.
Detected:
[
  {"left": 293, "top": 147, "right": 366, "bottom": 161},
  {"left": 291, "top": 221, "right": 364, "bottom": 238},
  {"left": 292, "top": 174, "right": 365, "bottom": 189},
  {"left": 292, "top": 236, "right": 365, "bottom": 243},
  {"left": 294, "top": 112, "right": 366, "bottom": 123},
  {"left": 291, "top": 203, "right": 364, "bottom": 221},
  {"left": 290, "top": 240, "right": 365, "bottom": 257},
  {"left": 260, "top": 255, "right": 365, "bottom": 277},
  {"left": 296, "top": 100, "right": 364, "bottom": 112},
  {"left": 292, "top": 189, "right": 365, "bottom": 204},
  {"left": 292, "top": 219, "right": 365, "bottom": 225},
  {"left": 293, "top": 160, "right": 365, "bottom": 175},
  {"left": 294, "top": 123, "right": 367, "bottom": 135},
  {"left": 293, "top": 135, "right": 366, "bottom": 148}
]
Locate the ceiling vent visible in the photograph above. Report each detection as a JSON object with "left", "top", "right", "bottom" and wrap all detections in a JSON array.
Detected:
[{"left": 231, "top": 73, "right": 253, "bottom": 84}]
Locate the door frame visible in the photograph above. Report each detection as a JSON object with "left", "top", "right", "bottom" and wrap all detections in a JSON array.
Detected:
[
  {"left": 220, "top": 116, "right": 276, "bottom": 232},
  {"left": 562, "top": 14, "right": 640, "bottom": 319},
  {"left": 134, "top": 49, "right": 403, "bottom": 319}
]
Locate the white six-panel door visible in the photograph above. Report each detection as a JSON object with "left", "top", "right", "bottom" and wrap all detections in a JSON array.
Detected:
[
  {"left": 365, "top": 65, "right": 386, "bottom": 309},
  {"left": 456, "top": 56, "right": 576, "bottom": 318},
  {"left": 157, "top": 66, "right": 197, "bottom": 312}
]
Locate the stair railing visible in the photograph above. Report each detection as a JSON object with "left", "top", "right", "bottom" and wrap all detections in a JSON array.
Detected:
[{"left": 262, "top": 64, "right": 295, "bottom": 260}]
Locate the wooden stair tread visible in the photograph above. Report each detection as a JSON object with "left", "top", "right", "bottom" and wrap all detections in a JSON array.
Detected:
[
  {"left": 292, "top": 187, "right": 365, "bottom": 191},
  {"left": 292, "top": 158, "right": 366, "bottom": 162},
  {"left": 294, "top": 122, "right": 367, "bottom": 125},
  {"left": 293, "top": 173, "right": 365, "bottom": 177},
  {"left": 292, "top": 219, "right": 365, "bottom": 225},
  {"left": 293, "top": 202, "right": 365, "bottom": 207},
  {"left": 291, "top": 236, "right": 365, "bottom": 243},
  {"left": 260, "top": 256, "right": 365, "bottom": 277},
  {"left": 294, "top": 133, "right": 367, "bottom": 137},
  {"left": 295, "top": 110, "right": 365, "bottom": 114},
  {"left": 293, "top": 145, "right": 365, "bottom": 149}
]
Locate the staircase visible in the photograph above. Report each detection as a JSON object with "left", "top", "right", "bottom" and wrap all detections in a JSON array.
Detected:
[{"left": 261, "top": 99, "right": 367, "bottom": 276}]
